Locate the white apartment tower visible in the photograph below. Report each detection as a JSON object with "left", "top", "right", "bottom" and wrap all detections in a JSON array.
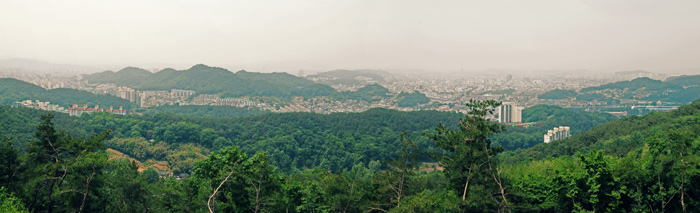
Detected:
[{"left": 497, "top": 102, "right": 522, "bottom": 124}]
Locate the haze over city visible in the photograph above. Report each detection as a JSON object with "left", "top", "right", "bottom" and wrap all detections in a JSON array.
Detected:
[{"left": 2, "top": 0, "right": 700, "bottom": 73}]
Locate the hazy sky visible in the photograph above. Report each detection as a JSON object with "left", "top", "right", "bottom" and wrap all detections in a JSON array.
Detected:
[{"left": 1, "top": 0, "right": 699, "bottom": 72}]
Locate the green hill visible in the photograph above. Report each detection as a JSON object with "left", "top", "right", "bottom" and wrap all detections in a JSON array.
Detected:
[
  {"left": 397, "top": 92, "right": 430, "bottom": 107},
  {"left": 574, "top": 76, "right": 700, "bottom": 103},
  {"left": 84, "top": 65, "right": 394, "bottom": 101},
  {"left": 538, "top": 76, "right": 700, "bottom": 104},
  {"left": 502, "top": 99, "right": 700, "bottom": 163},
  {"left": 0, "top": 78, "right": 135, "bottom": 110},
  {"left": 84, "top": 64, "right": 330, "bottom": 98}
]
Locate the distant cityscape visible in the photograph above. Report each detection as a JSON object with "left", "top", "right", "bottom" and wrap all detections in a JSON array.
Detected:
[
  {"left": 0, "top": 68, "right": 679, "bottom": 116},
  {"left": 0, "top": 67, "right": 685, "bottom": 143}
]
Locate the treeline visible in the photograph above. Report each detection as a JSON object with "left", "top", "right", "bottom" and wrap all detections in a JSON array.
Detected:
[
  {"left": 1, "top": 99, "right": 698, "bottom": 212},
  {"left": 0, "top": 78, "right": 136, "bottom": 110},
  {"left": 143, "top": 105, "right": 269, "bottom": 118}
]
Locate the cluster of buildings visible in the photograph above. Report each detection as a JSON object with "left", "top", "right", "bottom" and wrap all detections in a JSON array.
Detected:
[
  {"left": 171, "top": 89, "right": 195, "bottom": 97},
  {"left": 544, "top": 126, "right": 571, "bottom": 143},
  {"left": 12, "top": 100, "right": 127, "bottom": 116},
  {"left": 12, "top": 100, "right": 66, "bottom": 113},
  {"left": 68, "top": 104, "right": 127, "bottom": 116}
]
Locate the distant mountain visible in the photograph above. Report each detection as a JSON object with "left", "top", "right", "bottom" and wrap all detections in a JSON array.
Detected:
[
  {"left": 0, "top": 78, "right": 135, "bottom": 110},
  {"left": 84, "top": 64, "right": 330, "bottom": 98},
  {"left": 307, "top": 69, "right": 394, "bottom": 85},
  {"left": 614, "top": 70, "right": 653, "bottom": 75},
  {"left": 0, "top": 58, "right": 100, "bottom": 74},
  {"left": 84, "top": 64, "right": 392, "bottom": 100}
]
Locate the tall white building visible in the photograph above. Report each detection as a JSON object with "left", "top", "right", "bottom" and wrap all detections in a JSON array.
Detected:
[{"left": 497, "top": 103, "right": 522, "bottom": 124}]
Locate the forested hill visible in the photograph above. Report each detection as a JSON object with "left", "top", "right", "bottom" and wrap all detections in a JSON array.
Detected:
[
  {"left": 539, "top": 75, "right": 700, "bottom": 103},
  {"left": 0, "top": 78, "right": 135, "bottom": 110},
  {"left": 502, "top": 99, "right": 700, "bottom": 163},
  {"left": 84, "top": 64, "right": 342, "bottom": 98}
]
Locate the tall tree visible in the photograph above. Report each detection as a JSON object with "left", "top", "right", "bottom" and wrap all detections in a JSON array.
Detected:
[
  {"left": 23, "top": 114, "right": 111, "bottom": 212},
  {"left": 0, "top": 127, "right": 20, "bottom": 190},
  {"left": 428, "top": 100, "right": 511, "bottom": 212},
  {"left": 375, "top": 133, "right": 419, "bottom": 209}
]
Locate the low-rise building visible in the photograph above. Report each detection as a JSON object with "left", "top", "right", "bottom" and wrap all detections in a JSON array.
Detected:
[{"left": 544, "top": 126, "right": 571, "bottom": 143}]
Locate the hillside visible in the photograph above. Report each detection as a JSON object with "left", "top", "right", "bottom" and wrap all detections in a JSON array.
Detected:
[
  {"left": 502, "top": 99, "right": 700, "bottom": 163},
  {"left": 84, "top": 64, "right": 332, "bottom": 98},
  {"left": 0, "top": 78, "right": 135, "bottom": 110},
  {"left": 575, "top": 76, "right": 700, "bottom": 103},
  {"left": 84, "top": 65, "right": 395, "bottom": 101},
  {"left": 397, "top": 92, "right": 430, "bottom": 107}
]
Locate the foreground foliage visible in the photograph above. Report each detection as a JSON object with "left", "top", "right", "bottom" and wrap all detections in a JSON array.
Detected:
[{"left": 1, "top": 99, "right": 699, "bottom": 212}]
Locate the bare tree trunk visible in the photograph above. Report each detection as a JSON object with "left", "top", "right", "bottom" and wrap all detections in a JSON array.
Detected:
[
  {"left": 209, "top": 169, "right": 235, "bottom": 213},
  {"left": 484, "top": 144, "right": 511, "bottom": 213},
  {"left": 78, "top": 169, "right": 95, "bottom": 212},
  {"left": 397, "top": 167, "right": 406, "bottom": 206},
  {"left": 253, "top": 174, "right": 262, "bottom": 213},
  {"left": 680, "top": 152, "right": 687, "bottom": 213},
  {"left": 659, "top": 175, "right": 663, "bottom": 210},
  {"left": 681, "top": 174, "right": 686, "bottom": 213},
  {"left": 462, "top": 165, "right": 473, "bottom": 201},
  {"left": 343, "top": 181, "right": 355, "bottom": 213}
]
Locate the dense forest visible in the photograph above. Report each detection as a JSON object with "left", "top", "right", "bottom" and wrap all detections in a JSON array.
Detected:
[
  {"left": 1, "top": 99, "right": 699, "bottom": 212},
  {"left": 143, "top": 105, "right": 269, "bottom": 118},
  {"left": 0, "top": 105, "right": 465, "bottom": 175}
]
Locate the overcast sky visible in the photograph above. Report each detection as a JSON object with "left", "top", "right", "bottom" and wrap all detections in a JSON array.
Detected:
[{"left": 1, "top": 0, "right": 699, "bottom": 72}]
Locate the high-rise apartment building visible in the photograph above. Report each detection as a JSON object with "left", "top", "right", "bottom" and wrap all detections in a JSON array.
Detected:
[{"left": 497, "top": 102, "right": 522, "bottom": 124}]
